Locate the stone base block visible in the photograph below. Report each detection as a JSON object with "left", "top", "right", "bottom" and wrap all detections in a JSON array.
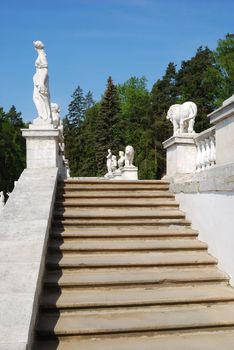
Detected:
[
  {"left": 22, "top": 128, "right": 60, "bottom": 169},
  {"left": 163, "top": 134, "right": 197, "bottom": 177},
  {"left": 122, "top": 166, "right": 138, "bottom": 180}
]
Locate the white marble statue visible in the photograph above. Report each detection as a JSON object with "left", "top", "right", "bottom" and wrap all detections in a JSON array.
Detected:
[
  {"left": 0, "top": 191, "right": 5, "bottom": 211},
  {"left": 166, "top": 101, "right": 197, "bottom": 135},
  {"left": 51, "top": 102, "right": 63, "bottom": 131},
  {"left": 32, "top": 40, "right": 52, "bottom": 126},
  {"left": 111, "top": 155, "right": 117, "bottom": 172},
  {"left": 118, "top": 151, "right": 125, "bottom": 169},
  {"left": 125, "top": 145, "right": 135, "bottom": 167},
  {"left": 106, "top": 149, "right": 112, "bottom": 174}
]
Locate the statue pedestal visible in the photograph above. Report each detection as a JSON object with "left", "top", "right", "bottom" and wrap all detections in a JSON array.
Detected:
[
  {"left": 163, "top": 134, "right": 197, "bottom": 178},
  {"left": 22, "top": 128, "right": 60, "bottom": 169},
  {"left": 122, "top": 166, "right": 138, "bottom": 180}
]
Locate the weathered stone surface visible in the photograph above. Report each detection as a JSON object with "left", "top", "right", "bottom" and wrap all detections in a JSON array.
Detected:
[{"left": 0, "top": 168, "right": 58, "bottom": 349}]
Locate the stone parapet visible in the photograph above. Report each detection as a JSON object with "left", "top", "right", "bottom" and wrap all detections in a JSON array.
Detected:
[
  {"left": 208, "top": 96, "right": 234, "bottom": 166},
  {"left": 0, "top": 168, "right": 58, "bottom": 349}
]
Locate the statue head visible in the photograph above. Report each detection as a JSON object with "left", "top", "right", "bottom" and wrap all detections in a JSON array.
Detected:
[
  {"left": 119, "top": 151, "right": 124, "bottom": 157},
  {"left": 125, "top": 145, "right": 134, "bottom": 155},
  {"left": 51, "top": 103, "right": 60, "bottom": 114},
  {"left": 33, "top": 40, "right": 45, "bottom": 50}
]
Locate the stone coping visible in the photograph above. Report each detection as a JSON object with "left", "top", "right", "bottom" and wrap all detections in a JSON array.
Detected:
[
  {"left": 163, "top": 134, "right": 197, "bottom": 149},
  {"left": 0, "top": 168, "right": 58, "bottom": 349},
  {"left": 208, "top": 97, "right": 234, "bottom": 125},
  {"left": 21, "top": 128, "right": 60, "bottom": 138},
  {"left": 194, "top": 126, "right": 216, "bottom": 143},
  {"left": 166, "top": 163, "right": 234, "bottom": 193}
]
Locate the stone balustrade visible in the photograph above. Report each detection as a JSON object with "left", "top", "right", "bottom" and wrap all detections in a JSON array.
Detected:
[{"left": 195, "top": 127, "right": 216, "bottom": 172}]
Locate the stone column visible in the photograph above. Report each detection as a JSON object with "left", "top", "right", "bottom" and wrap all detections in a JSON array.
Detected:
[
  {"left": 21, "top": 127, "right": 61, "bottom": 169},
  {"left": 162, "top": 134, "right": 197, "bottom": 178},
  {"left": 208, "top": 95, "right": 234, "bottom": 166}
]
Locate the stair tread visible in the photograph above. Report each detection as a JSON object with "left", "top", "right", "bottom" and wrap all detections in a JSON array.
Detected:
[
  {"left": 41, "top": 284, "right": 234, "bottom": 308},
  {"left": 37, "top": 302, "right": 234, "bottom": 335},
  {"left": 49, "top": 238, "right": 207, "bottom": 251},
  {"left": 59, "top": 191, "right": 174, "bottom": 198},
  {"left": 33, "top": 329, "right": 234, "bottom": 350},
  {"left": 46, "top": 251, "right": 217, "bottom": 268},
  {"left": 51, "top": 226, "right": 198, "bottom": 238},
  {"left": 57, "top": 198, "right": 178, "bottom": 206},
  {"left": 44, "top": 266, "right": 229, "bottom": 286},
  {"left": 54, "top": 208, "right": 185, "bottom": 218}
]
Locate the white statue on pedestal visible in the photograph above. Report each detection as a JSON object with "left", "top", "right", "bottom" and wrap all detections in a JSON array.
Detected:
[
  {"left": 51, "top": 103, "right": 63, "bottom": 131},
  {"left": 166, "top": 101, "right": 197, "bottom": 135},
  {"left": 111, "top": 155, "right": 117, "bottom": 172},
  {"left": 124, "top": 145, "right": 135, "bottom": 167},
  {"left": 106, "top": 149, "right": 112, "bottom": 175},
  {"left": 118, "top": 151, "right": 125, "bottom": 169},
  {"left": 32, "top": 40, "right": 52, "bottom": 127}
]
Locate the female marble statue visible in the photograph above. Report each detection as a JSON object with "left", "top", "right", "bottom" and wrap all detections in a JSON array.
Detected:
[
  {"left": 33, "top": 40, "right": 52, "bottom": 123},
  {"left": 118, "top": 151, "right": 125, "bottom": 169},
  {"left": 106, "top": 149, "right": 112, "bottom": 174}
]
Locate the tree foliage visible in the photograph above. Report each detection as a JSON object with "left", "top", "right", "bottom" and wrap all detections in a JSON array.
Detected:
[{"left": 0, "top": 106, "right": 26, "bottom": 195}]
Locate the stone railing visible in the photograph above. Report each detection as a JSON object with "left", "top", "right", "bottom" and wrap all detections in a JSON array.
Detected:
[{"left": 195, "top": 126, "right": 216, "bottom": 172}]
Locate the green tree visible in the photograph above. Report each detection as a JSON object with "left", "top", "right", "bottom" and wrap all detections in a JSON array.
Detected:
[
  {"left": 151, "top": 63, "right": 177, "bottom": 178},
  {"left": 118, "top": 76, "right": 152, "bottom": 179},
  {"left": 214, "top": 33, "right": 234, "bottom": 104},
  {"left": 64, "top": 87, "right": 94, "bottom": 176},
  {"left": 176, "top": 47, "right": 221, "bottom": 132},
  {"left": 0, "top": 106, "right": 26, "bottom": 194},
  {"left": 96, "top": 77, "right": 122, "bottom": 175}
]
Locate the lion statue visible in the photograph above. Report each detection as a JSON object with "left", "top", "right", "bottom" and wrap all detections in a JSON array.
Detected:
[
  {"left": 166, "top": 101, "right": 197, "bottom": 135},
  {"left": 125, "top": 145, "right": 135, "bottom": 167}
]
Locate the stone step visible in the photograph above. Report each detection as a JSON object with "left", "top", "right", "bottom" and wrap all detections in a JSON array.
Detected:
[
  {"left": 33, "top": 328, "right": 234, "bottom": 350},
  {"left": 55, "top": 198, "right": 179, "bottom": 208},
  {"left": 46, "top": 251, "right": 217, "bottom": 269},
  {"left": 53, "top": 218, "right": 191, "bottom": 226},
  {"left": 48, "top": 238, "right": 207, "bottom": 252},
  {"left": 44, "top": 266, "right": 229, "bottom": 288},
  {"left": 37, "top": 302, "right": 234, "bottom": 336},
  {"left": 41, "top": 284, "right": 234, "bottom": 309},
  {"left": 57, "top": 191, "right": 175, "bottom": 199},
  {"left": 59, "top": 183, "right": 170, "bottom": 191},
  {"left": 51, "top": 226, "right": 198, "bottom": 238},
  {"left": 54, "top": 208, "right": 185, "bottom": 219},
  {"left": 63, "top": 180, "right": 170, "bottom": 184}
]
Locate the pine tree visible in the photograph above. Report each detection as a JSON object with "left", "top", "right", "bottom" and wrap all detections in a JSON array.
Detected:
[
  {"left": 64, "top": 86, "right": 94, "bottom": 176},
  {"left": 95, "top": 77, "right": 122, "bottom": 175},
  {"left": 67, "top": 86, "right": 86, "bottom": 127},
  {"left": 151, "top": 63, "right": 177, "bottom": 178}
]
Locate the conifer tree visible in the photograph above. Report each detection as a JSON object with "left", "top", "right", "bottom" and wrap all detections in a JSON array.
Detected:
[
  {"left": 151, "top": 63, "right": 177, "bottom": 178},
  {"left": 95, "top": 77, "right": 122, "bottom": 175}
]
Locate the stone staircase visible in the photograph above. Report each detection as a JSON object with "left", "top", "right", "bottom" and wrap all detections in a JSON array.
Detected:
[{"left": 34, "top": 180, "right": 234, "bottom": 349}]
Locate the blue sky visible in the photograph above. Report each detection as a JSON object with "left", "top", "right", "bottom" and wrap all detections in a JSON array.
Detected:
[{"left": 0, "top": 0, "right": 233, "bottom": 121}]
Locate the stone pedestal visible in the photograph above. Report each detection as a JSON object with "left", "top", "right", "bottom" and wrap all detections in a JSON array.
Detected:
[
  {"left": 209, "top": 96, "right": 234, "bottom": 166},
  {"left": 22, "top": 128, "right": 60, "bottom": 169},
  {"left": 122, "top": 166, "right": 138, "bottom": 180},
  {"left": 163, "top": 134, "right": 197, "bottom": 177}
]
